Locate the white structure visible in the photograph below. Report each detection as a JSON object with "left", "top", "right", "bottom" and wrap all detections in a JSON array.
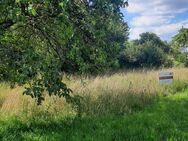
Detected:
[{"left": 159, "top": 72, "right": 173, "bottom": 85}]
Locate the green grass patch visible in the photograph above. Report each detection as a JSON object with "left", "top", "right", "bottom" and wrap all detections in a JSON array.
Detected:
[{"left": 1, "top": 90, "right": 188, "bottom": 141}]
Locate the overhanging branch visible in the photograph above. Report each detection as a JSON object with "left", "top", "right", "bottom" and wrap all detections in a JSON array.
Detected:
[{"left": 0, "top": 20, "right": 15, "bottom": 31}]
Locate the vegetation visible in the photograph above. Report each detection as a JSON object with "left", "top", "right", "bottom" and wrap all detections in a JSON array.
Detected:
[
  {"left": 172, "top": 27, "right": 188, "bottom": 49},
  {"left": 1, "top": 68, "right": 188, "bottom": 117},
  {"left": 0, "top": 0, "right": 188, "bottom": 104},
  {"left": 1, "top": 68, "right": 188, "bottom": 140},
  {"left": 1, "top": 91, "right": 188, "bottom": 141},
  {"left": 119, "top": 32, "right": 173, "bottom": 68},
  {"left": 171, "top": 27, "right": 188, "bottom": 66},
  {"left": 0, "top": 0, "right": 129, "bottom": 104},
  {"left": 1, "top": 1, "right": 188, "bottom": 140}
]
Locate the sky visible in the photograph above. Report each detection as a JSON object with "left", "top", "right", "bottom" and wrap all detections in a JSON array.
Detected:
[{"left": 121, "top": 0, "right": 188, "bottom": 41}]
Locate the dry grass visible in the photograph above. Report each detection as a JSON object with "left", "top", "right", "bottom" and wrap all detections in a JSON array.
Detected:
[
  {"left": 70, "top": 68, "right": 188, "bottom": 95},
  {"left": 69, "top": 68, "right": 188, "bottom": 116},
  {"left": 1, "top": 68, "right": 188, "bottom": 118}
]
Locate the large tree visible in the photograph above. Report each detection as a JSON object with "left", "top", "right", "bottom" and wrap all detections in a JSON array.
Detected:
[
  {"left": 0, "top": 0, "right": 129, "bottom": 104},
  {"left": 171, "top": 27, "right": 188, "bottom": 65},
  {"left": 135, "top": 32, "right": 171, "bottom": 53},
  {"left": 172, "top": 27, "right": 188, "bottom": 49},
  {"left": 119, "top": 32, "right": 172, "bottom": 68}
]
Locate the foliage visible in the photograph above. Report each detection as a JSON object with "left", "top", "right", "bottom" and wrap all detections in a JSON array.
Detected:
[
  {"left": 172, "top": 27, "right": 188, "bottom": 49},
  {"left": 0, "top": 0, "right": 129, "bottom": 104},
  {"left": 136, "top": 32, "right": 171, "bottom": 53},
  {"left": 119, "top": 33, "right": 172, "bottom": 68},
  {"left": 163, "top": 55, "right": 174, "bottom": 68},
  {"left": 62, "top": 0, "right": 129, "bottom": 73},
  {"left": 171, "top": 27, "right": 188, "bottom": 65},
  {"left": 119, "top": 41, "right": 141, "bottom": 68},
  {"left": 138, "top": 41, "right": 168, "bottom": 67}
]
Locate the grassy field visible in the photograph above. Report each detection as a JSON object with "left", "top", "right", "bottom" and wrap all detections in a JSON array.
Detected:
[
  {"left": 1, "top": 68, "right": 188, "bottom": 140},
  {"left": 1, "top": 90, "right": 188, "bottom": 141}
]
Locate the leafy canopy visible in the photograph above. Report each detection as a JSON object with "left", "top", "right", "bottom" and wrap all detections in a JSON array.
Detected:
[
  {"left": 172, "top": 27, "right": 188, "bottom": 49},
  {"left": 0, "top": 0, "right": 129, "bottom": 104},
  {"left": 119, "top": 32, "right": 173, "bottom": 68}
]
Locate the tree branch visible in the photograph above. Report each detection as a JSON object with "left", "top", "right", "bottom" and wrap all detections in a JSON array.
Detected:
[{"left": 0, "top": 20, "right": 15, "bottom": 31}]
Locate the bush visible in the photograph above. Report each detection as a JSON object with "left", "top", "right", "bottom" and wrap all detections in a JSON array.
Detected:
[
  {"left": 163, "top": 56, "right": 174, "bottom": 67},
  {"left": 138, "top": 42, "right": 166, "bottom": 67},
  {"left": 175, "top": 53, "right": 187, "bottom": 63},
  {"left": 119, "top": 41, "right": 169, "bottom": 68},
  {"left": 119, "top": 42, "right": 141, "bottom": 68}
]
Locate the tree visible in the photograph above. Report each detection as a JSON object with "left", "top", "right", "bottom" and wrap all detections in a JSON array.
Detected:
[
  {"left": 0, "top": 0, "right": 129, "bottom": 104},
  {"left": 138, "top": 41, "right": 167, "bottom": 67},
  {"left": 137, "top": 32, "right": 171, "bottom": 53},
  {"left": 119, "top": 41, "right": 141, "bottom": 68},
  {"left": 119, "top": 32, "right": 172, "bottom": 68},
  {"left": 171, "top": 27, "right": 188, "bottom": 65},
  {"left": 62, "top": 0, "right": 129, "bottom": 73},
  {"left": 172, "top": 27, "right": 188, "bottom": 49}
]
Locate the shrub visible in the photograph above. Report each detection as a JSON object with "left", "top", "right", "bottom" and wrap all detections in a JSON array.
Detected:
[
  {"left": 138, "top": 42, "right": 166, "bottom": 67},
  {"left": 164, "top": 56, "right": 174, "bottom": 67},
  {"left": 184, "top": 56, "right": 188, "bottom": 67},
  {"left": 119, "top": 42, "right": 141, "bottom": 68},
  {"left": 119, "top": 41, "right": 169, "bottom": 68}
]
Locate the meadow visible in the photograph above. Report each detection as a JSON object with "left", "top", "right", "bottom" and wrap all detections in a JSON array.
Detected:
[{"left": 1, "top": 68, "right": 188, "bottom": 140}]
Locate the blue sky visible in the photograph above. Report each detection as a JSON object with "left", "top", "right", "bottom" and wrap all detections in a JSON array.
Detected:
[{"left": 121, "top": 0, "right": 188, "bottom": 41}]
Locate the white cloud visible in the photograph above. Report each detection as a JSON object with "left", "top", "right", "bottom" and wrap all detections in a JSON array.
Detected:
[
  {"left": 129, "top": 27, "right": 146, "bottom": 39},
  {"left": 126, "top": 0, "right": 188, "bottom": 40},
  {"left": 131, "top": 15, "right": 172, "bottom": 27},
  {"left": 154, "top": 20, "right": 188, "bottom": 36},
  {"left": 127, "top": 0, "right": 188, "bottom": 15},
  {"left": 130, "top": 19, "right": 188, "bottom": 40}
]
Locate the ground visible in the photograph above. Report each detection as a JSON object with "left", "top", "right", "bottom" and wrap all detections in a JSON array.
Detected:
[{"left": 1, "top": 90, "right": 188, "bottom": 141}]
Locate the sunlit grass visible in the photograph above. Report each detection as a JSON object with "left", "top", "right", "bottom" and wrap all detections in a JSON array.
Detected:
[
  {"left": 1, "top": 90, "right": 188, "bottom": 141},
  {"left": 69, "top": 68, "right": 188, "bottom": 116},
  {"left": 1, "top": 68, "right": 188, "bottom": 118},
  {"left": 1, "top": 68, "right": 188, "bottom": 141}
]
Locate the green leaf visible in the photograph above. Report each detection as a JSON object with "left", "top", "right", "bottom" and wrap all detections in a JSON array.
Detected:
[
  {"left": 16, "top": 0, "right": 20, "bottom": 3},
  {"left": 28, "top": 4, "right": 37, "bottom": 16},
  {"left": 31, "top": 8, "right": 37, "bottom": 16},
  {"left": 59, "top": 2, "right": 64, "bottom": 8}
]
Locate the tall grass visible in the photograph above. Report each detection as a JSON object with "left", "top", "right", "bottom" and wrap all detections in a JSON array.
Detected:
[
  {"left": 70, "top": 68, "right": 188, "bottom": 116},
  {"left": 1, "top": 68, "right": 188, "bottom": 119}
]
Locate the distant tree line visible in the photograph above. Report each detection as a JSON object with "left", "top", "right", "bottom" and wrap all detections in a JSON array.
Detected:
[{"left": 119, "top": 28, "right": 188, "bottom": 69}]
